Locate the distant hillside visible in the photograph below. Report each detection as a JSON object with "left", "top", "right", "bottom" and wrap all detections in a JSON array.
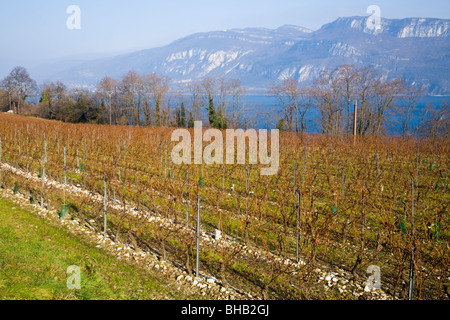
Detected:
[{"left": 40, "top": 16, "right": 450, "bottom": 95}]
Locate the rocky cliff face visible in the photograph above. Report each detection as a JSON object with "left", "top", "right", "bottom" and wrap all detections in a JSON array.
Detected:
[
  {"left": 43, "top": 16, "right": 450, "bottom": 95},
  {"left": 323, "top": 17, "right": 449, "bottom": 38}
]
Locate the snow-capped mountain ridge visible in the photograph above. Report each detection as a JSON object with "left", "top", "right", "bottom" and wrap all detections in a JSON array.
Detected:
[{"left": 40, "top": 16, "right": 450, "bottom": 95}]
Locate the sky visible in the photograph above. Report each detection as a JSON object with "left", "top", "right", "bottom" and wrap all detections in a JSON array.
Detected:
[{"left": 0, "top": 0, "right": 449, "bottom": 77}]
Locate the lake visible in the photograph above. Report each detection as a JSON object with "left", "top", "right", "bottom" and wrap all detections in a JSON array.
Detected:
[{"left": 240, "top": 95, "right": 449, "bottom": 135}]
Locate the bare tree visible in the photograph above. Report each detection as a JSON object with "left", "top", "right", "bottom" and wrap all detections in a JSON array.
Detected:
[
  {"left": 270, "top": 78, "right": 298, "bottom": 132},
  {"left": 187, "top": 80, "right": 203, "bottom": 125},
  {"left": 309, "top": 65, "right": 417, "bottom": 137},
  {"left": 201, "top": 77, "right": 225, "bottom": 128},
  {"left": 1, "top": 66, "right": 37, "bottom": 114},
  {"left": 311, "top": 68, "right": 346, "bottom": 135},
  {"left": 372, "top": 78, "right": 406, "bottom": 136},
  {"left": 297, "top": 87, "right": 315, "bottom": 134},
  {"left": 120, "top": 70, "right": 141, "bottom": 126},
  {"left": 418, "top": 101, "right": 449, "bottom": 138},
  {"left": 173, "top": 84, "right": 188, "bottom": 127},
  {"left": 142, "top": 73, "right": 170, "bottom": 127},
  {"left": 0, "top": 76, "right": 15, "bottom": 112},
  {"left": 201, "top": 77, "right": 216, "bottom": 100},
  {"left": 39, "top": 81, "right": 68, "bottom": 120},
  {"left": 228, "top": 78, "right": 246, "bottom": 129},
  {"left": 271, "top": 78, "right": 316, "bottom": 133},
  {"left": 97, "top": 76, "right": 119, "bottom": 125},
  {"left": 355, "top": 66, "right": 380, "bottom": 135},
  {"left": 397, "top": 85, "right": 424, "bottom": 138},
  {"left": 338, "top": 65, "right": 360, "bottom": 133},
  {"left": 0, "top": 88, "right": 10, "bottom": 112},
  {"left": 216, "top": 77, "right": 228, "bottom": 128}
]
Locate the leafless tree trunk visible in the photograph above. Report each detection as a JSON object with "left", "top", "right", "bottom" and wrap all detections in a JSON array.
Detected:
[
  {"left": 98, "top": 76, "right": 119, "bottom": 125},
  {"left": 270, "top": 78, "right": 313, "bottom": 133},
  {"left": 1, "top": 66, "right": 37, "bottom": 115},
  {"left": 397, "top": 86, "right": 424, "bottom": 138}
]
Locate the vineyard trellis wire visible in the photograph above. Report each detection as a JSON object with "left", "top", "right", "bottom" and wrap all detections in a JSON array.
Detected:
[{"left": 0, "top": 113, "right": 448, "bottom": 300}]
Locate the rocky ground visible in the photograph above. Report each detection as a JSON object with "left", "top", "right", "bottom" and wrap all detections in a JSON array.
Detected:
[{"left": 0, "top": 162, "right": 395, "bottom": 300}]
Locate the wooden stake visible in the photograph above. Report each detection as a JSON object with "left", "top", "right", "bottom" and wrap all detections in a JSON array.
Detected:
[
  {"left": 353, "top": 100, "right": 358, "bottom": 147},
  {"left": 296, "top": 190, "right": 301, "bottom": 262},
  {"left": 41, "top": 138, "right": 47, "bottom": 207},
  {"left": 408, "top": 178, "right": 416, "bottom": 300},
  {"left": 0, "top": 134, "right": 2, "bottom": 187},
  {"left": 186, "top": 171, "right": 189, "bottom": 226},
  {"left": 196, "top": 194, "right": 201, "bottom": 278},
  {"left": 104, "top": 174, "right": 108, "bottom": 238}
]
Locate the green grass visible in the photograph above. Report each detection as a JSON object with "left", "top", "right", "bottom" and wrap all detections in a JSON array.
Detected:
[{"left": 0, "top": 197, "right": 194, "bottom": 300}]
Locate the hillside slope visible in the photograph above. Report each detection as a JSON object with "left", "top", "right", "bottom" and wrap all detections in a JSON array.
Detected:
[
  {"left": 0, "top": 190, "right": 215, "bottom": 300},
  {"left": 41, "top": 16, "right": 450, "bottom": 94}
]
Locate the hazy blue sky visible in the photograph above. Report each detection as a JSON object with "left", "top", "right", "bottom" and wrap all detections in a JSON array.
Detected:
[{"left": 0, "top": 0, "right": 449, "bottom": 76}]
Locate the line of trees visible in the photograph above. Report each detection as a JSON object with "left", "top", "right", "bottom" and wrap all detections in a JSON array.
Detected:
[
  {"left": 0, "top": 65, "right": 448, "bottom": 137},
  {"left": 270, "top": 64, "right": 448, "bottom": 137},
  {"left": 0, "top": 68, "right": 248, "bottom": 129},
  {"left": 0, "top": 66, "right": 37, "bottom": 115}
]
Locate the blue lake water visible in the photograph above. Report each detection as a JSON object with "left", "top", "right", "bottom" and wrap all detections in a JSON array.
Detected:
[
  {"left": 240, "top": 95, "right": 449, "bottom": 135},
  {"left": 27, "top": 93, "right": 448, "bottom": 136}
]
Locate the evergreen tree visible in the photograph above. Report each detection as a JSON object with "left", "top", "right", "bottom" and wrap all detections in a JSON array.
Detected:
[
  {"left": 39, "top": 88, "right": 50, "bottom": 103},
  {"left": 187, "top": 111, "right": 195, "bottom": 128},
  {"left": 175, "top": 107, "right": 181, "bottom": 127},
  {"left": 206, "top": 94, "right": 216, "bottom": 127},
  {"left": 215, "top": 104, "right": 227, "bottom": 129},
  {"left": 180, "top": 102, "right": 186, "bottom": 127},
  {"left": 155, "top": 100, "right": 161, "bottom": 127},
  {"left": 40, "top": 87, "right": 53, "bottom": 119},
  {"left": 276, "top": 118, "right": 285, "bottom": 132},
  {"left": 175, "top": 103, "right": 187, "bottom": 127}
]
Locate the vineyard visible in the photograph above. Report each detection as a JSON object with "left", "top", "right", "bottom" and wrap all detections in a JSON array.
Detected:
[{"left": 0, "top": 113, "right": 448, "bottom": 300}]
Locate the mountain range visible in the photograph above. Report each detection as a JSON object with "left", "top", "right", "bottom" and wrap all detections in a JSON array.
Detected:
[{"left": 35, "top": 16, "right": 450, "bottom": 95}]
